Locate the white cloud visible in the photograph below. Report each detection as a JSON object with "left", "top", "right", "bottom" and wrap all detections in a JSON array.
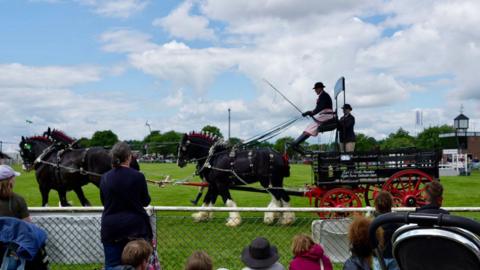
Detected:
[
  {"left": 0, "top": 63, "right": 102, "bottom": 88},
  {"left": 76, "top": 0, "right": 149, "bottom": 18},
  {"left": 100, "top": 29, "right": 158, "bottom": 53},
  {"left": 153, "top": 1, "right": 215, "bottom": 41},
  {"left": 162, "top": 89, "right": 184, "bottom": 107},
  {"left": 0, "top": 87, "right": 148, "bottom": 152},
  {"left": 128, "top": 41, "right": 240, "bottom": 93},
  {"left": 16, "top": 0, "right": 480, "bottom": 144},
  {"left": 358, "top": 0, "right": 480, "bottom": 100},
  {"left": 0, "top": 63, "right": 151, "bottom": 152},
  {"left": 200, "top": 0, "right": 376, "bottom": 22}
]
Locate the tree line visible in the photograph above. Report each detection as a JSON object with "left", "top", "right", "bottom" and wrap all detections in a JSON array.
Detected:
[{"left": 77, "top": 125, "right": 454, "bottom": 157}]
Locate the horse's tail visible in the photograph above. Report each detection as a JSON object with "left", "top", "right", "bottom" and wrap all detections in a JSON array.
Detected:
[{"left": 282, "top": 152, "right": 290, "bottom": 177}]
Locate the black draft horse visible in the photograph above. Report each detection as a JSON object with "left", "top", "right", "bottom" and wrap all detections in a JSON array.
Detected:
[
  {"left": 19, "top": 132, "right": 139, "bottom": 207},
  {"left": 43, "top": 128, "right": 140, "bottom": 170},
  {"left": 177, "top": 132, "right": 294, "bottom": 226}
]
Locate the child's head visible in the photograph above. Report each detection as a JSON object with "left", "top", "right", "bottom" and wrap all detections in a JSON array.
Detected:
[
  {"left": 291, "top": 234, "right": 315, "bottom": 256},
  {"left": 121, "top": 240, "right": 153, "bottom": 270},
  {"left": 348, "top": 215, "right": 382, "bottom": 259},
  {"left": 185, "top": 251, "right": 213, "bottom": 270},
  {"left": 374, "top": 191, "right": 393, "bottom": 214},
  {"left": 425, "top": 181, "right": 444, "bottom": 205}
]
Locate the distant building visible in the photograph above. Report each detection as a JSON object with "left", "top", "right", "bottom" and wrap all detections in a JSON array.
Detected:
[{"left": 440, "top": 113, "right": 480, "bottom": 159}]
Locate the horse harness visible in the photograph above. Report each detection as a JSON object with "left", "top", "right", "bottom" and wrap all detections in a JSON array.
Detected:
[
  {"left": 34, "top": 145, "right": 103, "bottom": 178},
  {"left": 194, "top": 141, "right": 276, "bottom": 190}
]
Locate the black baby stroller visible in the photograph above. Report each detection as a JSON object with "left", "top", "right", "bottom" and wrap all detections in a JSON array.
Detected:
[{"left": 369, "top": 212, "right": 480, "bottom": 270}]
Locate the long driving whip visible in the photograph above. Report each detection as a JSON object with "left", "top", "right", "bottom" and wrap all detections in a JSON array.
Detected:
[{"left": 263, "top": 78, "right": 304, "bottom": 115}]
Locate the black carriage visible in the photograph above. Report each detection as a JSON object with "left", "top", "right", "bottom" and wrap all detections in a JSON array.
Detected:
[
  {"left": 172, "top": 76, "right": 442, "bottom": 219},
  {"left": 304, "top": 148, "right": 441, "bottom": 217}
]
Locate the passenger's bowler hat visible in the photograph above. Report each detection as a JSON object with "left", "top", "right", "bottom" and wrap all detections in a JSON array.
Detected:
[
  {"left": 342, "top": 104, "right": 353, "bottom": 110},
  {"left": 241, "top": 237, "right": 279, "bottom": 269},
  {"left": 313, "top": 82, "right": 325, "bottom": 89}
]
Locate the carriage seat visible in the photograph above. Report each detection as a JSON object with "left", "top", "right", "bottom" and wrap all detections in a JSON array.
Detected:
[
  {"left": 369, "top": 212, "right": 480, "bottom": 270},
  {"left": 317, "top": 117, "right": 338, "bottom": 133}
]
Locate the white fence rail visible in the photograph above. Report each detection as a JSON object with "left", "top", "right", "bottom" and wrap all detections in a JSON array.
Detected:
[
  {"left": 29, "top": 206, "right": 480, "bottom": 212},
  {"left": 26, "top": 206, "right": 480, "bottom": 270}
]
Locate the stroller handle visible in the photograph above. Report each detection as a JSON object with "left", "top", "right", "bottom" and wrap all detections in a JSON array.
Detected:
[{"left": 368, "top": 212, "right": 480, "bottom": 248}]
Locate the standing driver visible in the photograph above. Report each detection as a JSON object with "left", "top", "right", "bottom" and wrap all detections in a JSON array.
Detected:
[
  {"left": 338, "top": 104, "right": 356, "bottom": 152},
  {"left": 290, "top": 82, "right": 334, "bottom": 153}
]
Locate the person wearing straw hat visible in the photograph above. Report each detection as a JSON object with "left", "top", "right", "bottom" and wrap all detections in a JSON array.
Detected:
[
  {"left": 0, "top": 165, "right": 31, "bottom": 222},
  {"left": 241, "top": 237, "right": 285, "bottom": 270}
]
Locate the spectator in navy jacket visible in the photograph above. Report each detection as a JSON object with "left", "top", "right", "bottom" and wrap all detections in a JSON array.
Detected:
[{"left": 100, "top": 142, "right": 152, "bottom": 268}]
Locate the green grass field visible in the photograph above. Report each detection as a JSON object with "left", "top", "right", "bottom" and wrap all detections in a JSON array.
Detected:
[
  {"left": 11, "top": 164, "right": 480, "bottom": 270},
  {"left": 14, "top": 163, "right": 480, "bottom": 209}
]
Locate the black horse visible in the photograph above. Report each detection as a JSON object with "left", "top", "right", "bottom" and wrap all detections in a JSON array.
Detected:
[
  {"left": 19, "top": 134, "right": 138, "bottom": 207},
  {"left": 44, "top": 128, "right": 140, "bottom": 170},
  {"left": 177, "top": 131, "right": 294, "bottom": 226}
]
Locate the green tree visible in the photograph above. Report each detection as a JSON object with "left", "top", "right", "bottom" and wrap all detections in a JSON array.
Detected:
[
  {"left": 89, "top": 130, "right": 118, "bottom": 147},
  {"left": 143, "top": 130, "right": 182, "bottom": 156},
  {"left": 159, "top": 130, "right": 182, "bottom": 156},
  {"left": 76, "top": 137, "right": 90, "bottom": 148},
  {"left": 143, "top": 131, "right": 163, "bottom": 154},
  {"left": 201, "top": 125, "right": 223, "bottom": 138},
  {"left": 355, "top": 133, "right": 378, "bottom": 152},
  {"left": 274, "top": 136, "right": 294, "bottom": 156},
  {"left": 228, "top": 137, "right": 243, "bottom": 146},
  {"left": 125, "top": 140, "right": 144, "bottom": 152},
  {"left": 254, "top": 141, "right": 274, "bottom": 149},
  {"left": 380, "top": 128, "right": 415, "bottom": 150},
  {"left": 416, "top": 125, "right": 454, "bottom": 150}
]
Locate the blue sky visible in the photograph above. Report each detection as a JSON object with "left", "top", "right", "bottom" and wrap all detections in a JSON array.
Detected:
[{"left": 1, "top": 0, "right": 479, "bottom": 152}]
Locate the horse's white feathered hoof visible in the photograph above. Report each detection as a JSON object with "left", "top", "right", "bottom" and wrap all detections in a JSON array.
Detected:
[
  {"left": 58, "top": 201, "right": 73, "bottom": 207},
  {"left": 279, "top": 212, "right": 296, "bottom": 225},
  {"left": 226, "top": 216, "right": 241, "bottom": 227},
  {"left": 192, "top": 211, "right": 210, "bottom": 222},
  {"left": 263, "top": 212, "right": 276, "bottom": 224}
]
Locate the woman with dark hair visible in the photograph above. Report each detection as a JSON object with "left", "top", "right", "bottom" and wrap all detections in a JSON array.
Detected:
[{"left": 100, "top": 142, "right": 152, "bottom": 269}]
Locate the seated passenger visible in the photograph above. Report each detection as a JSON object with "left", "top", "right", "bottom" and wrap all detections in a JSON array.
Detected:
[{"left": 415, "top": 181, "right": 449, "bottom": 214}]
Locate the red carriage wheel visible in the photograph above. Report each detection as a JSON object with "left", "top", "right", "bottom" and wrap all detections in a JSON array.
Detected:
[
  {"left": 382, "top": 169, "right": 433, "bottom": 207},
  {"left": 363, "top": 184, "right": 381, "bottom": 206},
  {"left": 315, "top": 188, "right": 363, "bottom": 219}
]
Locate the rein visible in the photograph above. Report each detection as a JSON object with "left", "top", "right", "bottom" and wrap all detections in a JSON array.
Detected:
[{"left": 33, "top": 145, "right": 103, "bottom": 177}]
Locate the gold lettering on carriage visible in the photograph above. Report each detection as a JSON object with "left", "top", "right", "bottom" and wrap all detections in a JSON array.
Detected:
[{"left": 341, "top": 170, "right": 377, "bottom": 179}]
